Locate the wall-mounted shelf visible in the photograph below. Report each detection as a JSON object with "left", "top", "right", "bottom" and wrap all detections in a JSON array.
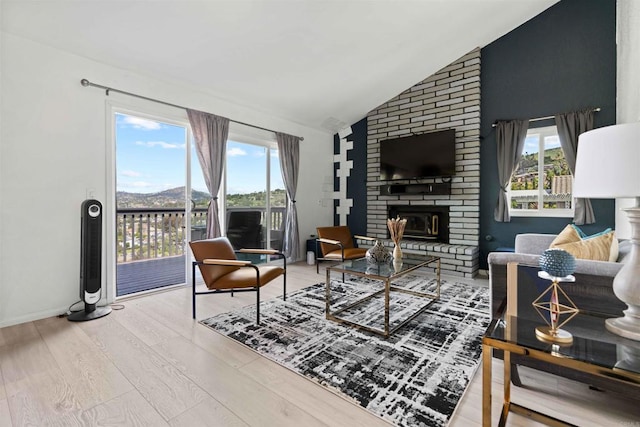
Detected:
[{"left": 379, "top": 182, "right": 451, "bottom": 196}]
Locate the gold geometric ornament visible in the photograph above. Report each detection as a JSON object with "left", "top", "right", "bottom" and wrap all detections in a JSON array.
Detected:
[{"left": 532, "top": 271, "right": 579, "bottom": 344}]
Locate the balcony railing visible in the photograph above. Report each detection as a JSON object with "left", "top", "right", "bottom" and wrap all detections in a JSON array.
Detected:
[
  {"left": 116, "top": 206, "right": 285, "bottom": 297},
  {"left": 116, "top": 207, "right": 285, "bottom": 263}
]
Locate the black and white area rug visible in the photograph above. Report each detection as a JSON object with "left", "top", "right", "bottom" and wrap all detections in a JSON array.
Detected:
[{"left": 200, "top": 274, "right": 490, "bottom": 427}]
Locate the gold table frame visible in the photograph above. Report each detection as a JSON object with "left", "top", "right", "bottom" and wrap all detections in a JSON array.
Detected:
[
  {"left": 325, "top": 256, "right": 440, "bottom": 338},
  {"left": 482, "top": 318, "right": 640, "bottom": 427},
  {"left": 482, "top": 263, "right": 640, "bottom": 426}
]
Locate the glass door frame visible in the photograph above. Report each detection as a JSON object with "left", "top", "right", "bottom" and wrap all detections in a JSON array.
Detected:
[
  {"left": 106, "top": 101, "right": 195, "bottom": 302},
  {"left": 224, "top": 127, "right": 281, "bottom": 250}
]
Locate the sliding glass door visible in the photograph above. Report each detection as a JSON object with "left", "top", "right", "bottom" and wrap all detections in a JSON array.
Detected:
[
  {"left": 224, "top": 139, "right": 285, "bottom": 252},
  {"left": 113, "top": 111, "right": 201, "bottom": 296}
]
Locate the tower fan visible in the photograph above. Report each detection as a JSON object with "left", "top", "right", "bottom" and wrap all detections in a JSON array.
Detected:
[{"left": 68, "top": 199, "right": 112, "bottom": 321}]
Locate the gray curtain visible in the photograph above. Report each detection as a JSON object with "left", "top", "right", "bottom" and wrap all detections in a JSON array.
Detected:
[
  {"left": 495, "top": 119, "right": 529, "bottom": 222},
  {"left": 554, "top": 110, "right": 595, "bottom": 225},
  {"left": 187, "top": 109, "right": 229, "bottom": 238},
  {"left": 276, "top": 132, "right": 301, "bottom": 262}
]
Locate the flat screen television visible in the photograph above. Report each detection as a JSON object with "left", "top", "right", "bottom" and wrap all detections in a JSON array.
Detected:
[{"left": 380, "top": 129, "right": 456, "bottom": 180}]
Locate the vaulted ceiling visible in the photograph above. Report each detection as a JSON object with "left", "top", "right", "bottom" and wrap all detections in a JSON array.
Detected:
[{"left": 1, "top": 0, "right": 558, "bottom": 132}]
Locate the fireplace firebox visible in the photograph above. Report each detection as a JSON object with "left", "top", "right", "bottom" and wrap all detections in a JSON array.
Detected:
[{"left": 388, "top": 206, "right": 449, "bottom": 243}]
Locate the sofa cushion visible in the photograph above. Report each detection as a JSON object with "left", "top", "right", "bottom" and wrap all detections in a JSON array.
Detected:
[
  {"left": 550, "top": 224, "right": 618, "bottom": 262},
  {"left": 618, "top": 239, "right": 632, "bottom": 263},
  {"left": 487, "top": 251, "right": 623, "bottom": 278},
  {"left": 550, "top": 224, "right": 582, "bottom": 246},
  {"left": 514, "top": 234, "right": 557, "bottom": 255}
]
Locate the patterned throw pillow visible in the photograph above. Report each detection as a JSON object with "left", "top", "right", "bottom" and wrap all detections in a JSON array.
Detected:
[
  {"left": 550, "top": 224, "right": 618, "bottom": 262},
  {"left": 550, "top": 224, "right": 583, "bottom": 246}
]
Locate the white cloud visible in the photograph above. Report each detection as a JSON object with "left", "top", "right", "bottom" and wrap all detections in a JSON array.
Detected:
[
  {"left": 227, "top": 147, "right": 247, "bottom": 157},
  {"left": 123, "top": 116, "right": 161, "bottom": 130},
  {"left": 135, "top": 140, "right": 185, "bottom": 149},
  {"left": 121, "top": 170, "right": 142, "bottom": 177}
]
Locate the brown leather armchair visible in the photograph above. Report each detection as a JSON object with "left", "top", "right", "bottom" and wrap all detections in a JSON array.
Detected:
[
  {"left": 190, "top": 237, "right": 286, "bottom": 324},
  {"left": 315, "top": 226, "right": 373, "bottom": 273}
]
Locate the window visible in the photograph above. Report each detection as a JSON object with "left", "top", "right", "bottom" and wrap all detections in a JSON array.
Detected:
[{"left": 509, "top": 125, "right": 573, "bottom": 217}]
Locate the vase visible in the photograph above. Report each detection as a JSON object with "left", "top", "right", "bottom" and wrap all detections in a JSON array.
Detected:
[
  {"left": 393, "top": 243, "right": 403, "bottom": 261},
  {"left": 366, "top": 240, "right": 391, "bottom": 264}
]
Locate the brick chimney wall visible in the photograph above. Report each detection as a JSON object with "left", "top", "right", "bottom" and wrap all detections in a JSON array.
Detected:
[
  {"left": 363, "top": 49, "right": 481, "bottom": 276},
  {"left": 366, "top": 49, "right": 481, "bottom": 245}
]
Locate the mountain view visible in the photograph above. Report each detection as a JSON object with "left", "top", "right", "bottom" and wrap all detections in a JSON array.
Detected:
[
  {"left": 117, "top": 186, "right": 287, "bottom": 209},
  {"left": 511, "top": 147, "right": 570, "bottom": 190}
]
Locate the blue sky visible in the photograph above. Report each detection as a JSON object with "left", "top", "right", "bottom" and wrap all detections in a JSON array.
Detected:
[
  {"left": 115, "top": 113, "right": 284, "bottom": 195},
  {"left": 522, "top": 133, "right": 560, "bottom": 155}
]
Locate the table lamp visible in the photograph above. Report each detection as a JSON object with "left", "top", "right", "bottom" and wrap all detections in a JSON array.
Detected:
[{"left": 573, "top": 122, "right": 640, "bottom": 341}]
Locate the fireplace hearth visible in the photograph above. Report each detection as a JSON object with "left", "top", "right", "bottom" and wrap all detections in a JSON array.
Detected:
[{"left": 388, "top": 206, "right": 449, "bottom": 243}]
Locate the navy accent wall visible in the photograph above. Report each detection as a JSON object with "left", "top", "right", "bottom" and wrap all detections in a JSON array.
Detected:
[
  {"left": 479, "top": 0, "right": 616, "bottom": 268},
  {"left": 333, "top": 118, "right": 368, "bottom": 234},
  {"left": 347, "top": 118, "right": 368, "bottom": 235}
]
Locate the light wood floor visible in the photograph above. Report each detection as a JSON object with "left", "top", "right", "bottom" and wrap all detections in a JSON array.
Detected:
[{"left": 0, "top": 262, "right": 638, "bottom": 426}]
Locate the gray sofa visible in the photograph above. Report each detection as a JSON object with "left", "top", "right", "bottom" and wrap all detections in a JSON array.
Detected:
[{"left": 487, "top": 233, "right": 632, "bottom": 394}]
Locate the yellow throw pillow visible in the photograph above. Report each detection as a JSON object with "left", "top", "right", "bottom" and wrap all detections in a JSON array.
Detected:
[
  {"left": 550, "top": 224, "right": 582, "bottom": 246},
  {"left": 609, "top": 237, "right": 619, "bottom": 262},
  {"left": 552, "top": 231, "right": 616, "bottom": 262}
]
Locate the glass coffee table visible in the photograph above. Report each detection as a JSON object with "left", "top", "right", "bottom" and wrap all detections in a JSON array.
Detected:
[{"left": 325, "top": 256, "right": 440, "bottom": 338}]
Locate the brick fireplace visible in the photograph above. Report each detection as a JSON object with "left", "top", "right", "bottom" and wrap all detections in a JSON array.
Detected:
[{"left": 362, "top": 49, "right": 481, "bottom": 277}]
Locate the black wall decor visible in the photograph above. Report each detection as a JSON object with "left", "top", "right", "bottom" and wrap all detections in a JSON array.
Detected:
[{"left": 333, "top": 118, "right": 368, "bottom": 236}]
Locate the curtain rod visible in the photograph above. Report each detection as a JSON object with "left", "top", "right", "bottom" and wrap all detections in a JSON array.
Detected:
[
  {"left": 491, "top": 107, "right": 601, "bottom": 128},
  {"left": 80, "top": 79, "right": 304, "bottom": 141}
]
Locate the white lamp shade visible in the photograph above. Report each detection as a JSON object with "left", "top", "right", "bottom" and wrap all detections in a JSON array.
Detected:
[{"left": 573, "top": 122, "right": 640, "bottom": 199}]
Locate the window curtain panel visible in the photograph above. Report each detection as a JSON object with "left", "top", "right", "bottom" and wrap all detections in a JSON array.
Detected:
[
  {"left": 276, "top": 132, "right": 301, "bottom": 262},
  {"left": 495, "top": 119, "right": 529, "bottom": 222},
  {"left": 554, "top": 110, "right": 595, "bottom": 225},
  {"left": 187, "top": 109, "right": 229, "bottom": 238}
]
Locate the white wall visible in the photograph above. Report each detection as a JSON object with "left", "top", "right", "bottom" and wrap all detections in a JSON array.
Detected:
[
  {"left": 615, "top": 0, "right": 640, "bottom": 238},
  {"left": 0, "top": 33, "right": 334, "bottom": 327}
]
